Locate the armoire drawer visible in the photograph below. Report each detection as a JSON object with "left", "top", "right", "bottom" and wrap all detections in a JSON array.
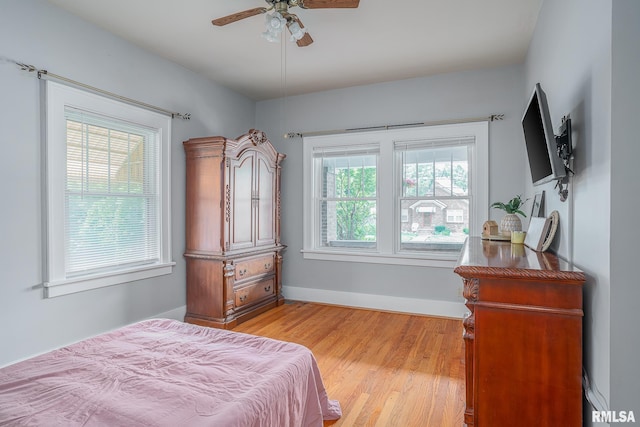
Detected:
[
  {"left": 235, "top": 277, "right": 276, "bottom": 308},
  {"left": 234, "top": 254, "right": 275, "bottom": 281}
]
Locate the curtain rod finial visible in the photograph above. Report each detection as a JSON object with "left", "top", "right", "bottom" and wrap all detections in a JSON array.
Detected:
[{"left": 284, "top": 132, "right": 302, "bottom": 139}]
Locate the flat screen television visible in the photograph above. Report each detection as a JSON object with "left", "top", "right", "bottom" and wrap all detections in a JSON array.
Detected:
[{"left": 521, "top": 83, "right": 567, "bottom": 186}]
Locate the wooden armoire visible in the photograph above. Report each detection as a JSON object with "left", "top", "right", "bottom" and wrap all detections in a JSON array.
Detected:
[{"left": 183, "top": 129, "right": 286, "bottom": 329}]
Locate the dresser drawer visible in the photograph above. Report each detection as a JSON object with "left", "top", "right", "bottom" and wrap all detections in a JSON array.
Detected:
[
  {"left": 235, "top": 277, "right": 276, "bottom": 308},
  {"left": 235, "top": 254, "right": 275, "bottom": 281}
]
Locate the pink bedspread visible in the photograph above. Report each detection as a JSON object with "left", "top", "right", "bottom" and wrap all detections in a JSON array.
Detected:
[{"left": 0, "top": 319, "right": 341, "bottom": 426}]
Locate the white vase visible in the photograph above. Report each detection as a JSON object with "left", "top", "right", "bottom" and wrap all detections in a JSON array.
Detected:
[{"left": 500, "top": 214, "right": 522, "bottom": 237}]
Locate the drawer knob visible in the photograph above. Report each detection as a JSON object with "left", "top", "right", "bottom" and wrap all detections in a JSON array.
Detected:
[
  {"left": 239, "top": 268, "right": 247, "bottom": 277},
  {"left": 264, "top": 263, "right": 271, "bottom": 270},
  {"left": 239, "top": 294, "right": 247, "bottom": 302},
  {"left": 264, "top": 285, "right": 271, "bottom": 292}
]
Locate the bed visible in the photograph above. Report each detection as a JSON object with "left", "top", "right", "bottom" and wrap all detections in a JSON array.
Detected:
[{"left": 0, "top": 319, "right": 341, "bottom": 426}]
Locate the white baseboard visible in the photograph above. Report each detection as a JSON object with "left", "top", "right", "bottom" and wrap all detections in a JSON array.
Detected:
[
  {"left": 282, "top": 286, "right": 465, "bottom": 319},
  {"left": 149, "top": 305, "right": 186, "bottom": 321}
]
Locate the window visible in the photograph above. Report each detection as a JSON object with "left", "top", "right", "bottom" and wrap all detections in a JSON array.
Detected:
[
  {"left": 43, "top": 81, "right": 174, "bottom": 297},
  {"left": 303, "top": 122, "right": 488, "bottom": 267}
]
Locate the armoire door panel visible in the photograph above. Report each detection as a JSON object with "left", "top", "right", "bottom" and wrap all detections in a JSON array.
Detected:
[
  {"left": 230, "top": 154, "right": 254, "bottom": 250},
  {"left": 256, "top": 155, "right": 276, "bottom": 246}
]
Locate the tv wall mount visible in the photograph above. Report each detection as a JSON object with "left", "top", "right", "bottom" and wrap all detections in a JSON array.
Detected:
[{"left": 555, "top": 115, "right": 573, "bottom": 202}]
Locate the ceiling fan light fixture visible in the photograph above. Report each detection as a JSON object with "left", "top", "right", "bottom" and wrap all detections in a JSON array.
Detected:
[
  {"left": 261, "top": 29, "right": 280, "bottom": 42},
  {"left": 287, "top": 21, "right": 307, "bottom": 42},
  {"left": 261, "top": 11, "right": 287, "bottom": 42},
  {"left": 267, "top": 11, "right": 287, "bottom": 30}
]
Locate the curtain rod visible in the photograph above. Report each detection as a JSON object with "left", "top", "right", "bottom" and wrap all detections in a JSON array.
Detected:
[
  {"left": 8, "top": 58, "right": 191, "bottom": 120},
  {"left": 283, "top": 114, "right": 504, "bottom": 139}
]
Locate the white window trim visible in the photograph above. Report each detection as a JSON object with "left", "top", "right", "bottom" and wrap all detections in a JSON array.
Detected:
[
  {"left": 302, "top": 121, "right": 488, "bottom": 268},
  {"left": 43, "top": 81, "right": 174, "bottom": 298}
]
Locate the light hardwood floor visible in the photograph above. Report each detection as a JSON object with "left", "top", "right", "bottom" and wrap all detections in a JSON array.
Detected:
[{"left": 233, "top": 301, "right": 465, "bottom": 426}]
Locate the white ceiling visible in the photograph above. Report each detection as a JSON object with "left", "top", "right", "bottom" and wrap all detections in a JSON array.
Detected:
[{"left": 46, "top": 0, "right": 542, "bottom": 101}]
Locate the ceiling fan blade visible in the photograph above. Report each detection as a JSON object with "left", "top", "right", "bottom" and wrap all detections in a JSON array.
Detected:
[
  {"left": 211, "top": 7, "right": 268, "bottom": 26},
  {"left": 296, "top": 32, "right": 314, "bottom": 47},
  {"left": 298, "top": 0, "right": 359, "bottom": 9}
]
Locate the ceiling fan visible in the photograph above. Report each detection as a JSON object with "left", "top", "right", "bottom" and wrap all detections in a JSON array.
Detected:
[{"left": 211, "top": 0, "right": 360, "bottom": 47}]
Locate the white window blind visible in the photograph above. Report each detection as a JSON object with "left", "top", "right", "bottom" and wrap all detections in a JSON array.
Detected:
[{"left": 64, "top": 107, "right": 160, "bottom": 276}]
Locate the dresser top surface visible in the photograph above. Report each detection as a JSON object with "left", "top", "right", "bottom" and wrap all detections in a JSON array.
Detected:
[{"left": 454, "top": 237, "right": 585, "bottom": 282}]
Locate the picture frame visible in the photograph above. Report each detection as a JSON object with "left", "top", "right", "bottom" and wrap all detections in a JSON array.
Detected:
[
  {"left": 540, "top": 210, "right": 560, "bottom": 252},
  {"left": 530, "top": 191, "right": 545, "bottom": 218},
  {"left": 525, "top": 216, "right": 552, "bottom": 252}
]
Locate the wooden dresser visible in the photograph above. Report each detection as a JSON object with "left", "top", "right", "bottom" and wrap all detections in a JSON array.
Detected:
[
  {"left": 454, "top": 237, "right": 585, "bottom": 427},
  {"left": 183, "top": 130, "right": 286, "bottom": 329}
]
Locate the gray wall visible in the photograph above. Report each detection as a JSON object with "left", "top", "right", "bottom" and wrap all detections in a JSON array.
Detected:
[
  {"left": 523, "top": 1, "right": 612, "bottom": 419},
  {"left": 524, "top": 0, "right": 640, "bottom": 422},
  {"left": 0, "top": 0, "right": 255, "bottom": 367},
  {"left": 256, "top": 65, "right": 525, "bottom": 315},
  {"left": 610, "top": 0, "right": 640, "bottom": 417}
]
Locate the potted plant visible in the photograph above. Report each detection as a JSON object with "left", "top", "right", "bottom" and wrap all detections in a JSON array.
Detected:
[{"left": 491, "top": 195, "right": 527, "bottom": 236}]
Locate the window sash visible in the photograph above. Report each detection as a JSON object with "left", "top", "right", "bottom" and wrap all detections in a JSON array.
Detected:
[
  {"left": 314, "top": 149, "right": 379, "bottom": 249},
  {"left": 395, "top": 140, "right": 473, "bottom": 254},
  {"left": 64, "top": 109, "right": 161, "bottom": 277}
]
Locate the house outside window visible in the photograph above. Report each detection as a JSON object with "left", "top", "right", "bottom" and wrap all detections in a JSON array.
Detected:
[
  {"left": 43, "top": 81, "right": 174, "bottom": 297},
  {"left": 303, "top": 121, "right": 488, "bottom": 267}
]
